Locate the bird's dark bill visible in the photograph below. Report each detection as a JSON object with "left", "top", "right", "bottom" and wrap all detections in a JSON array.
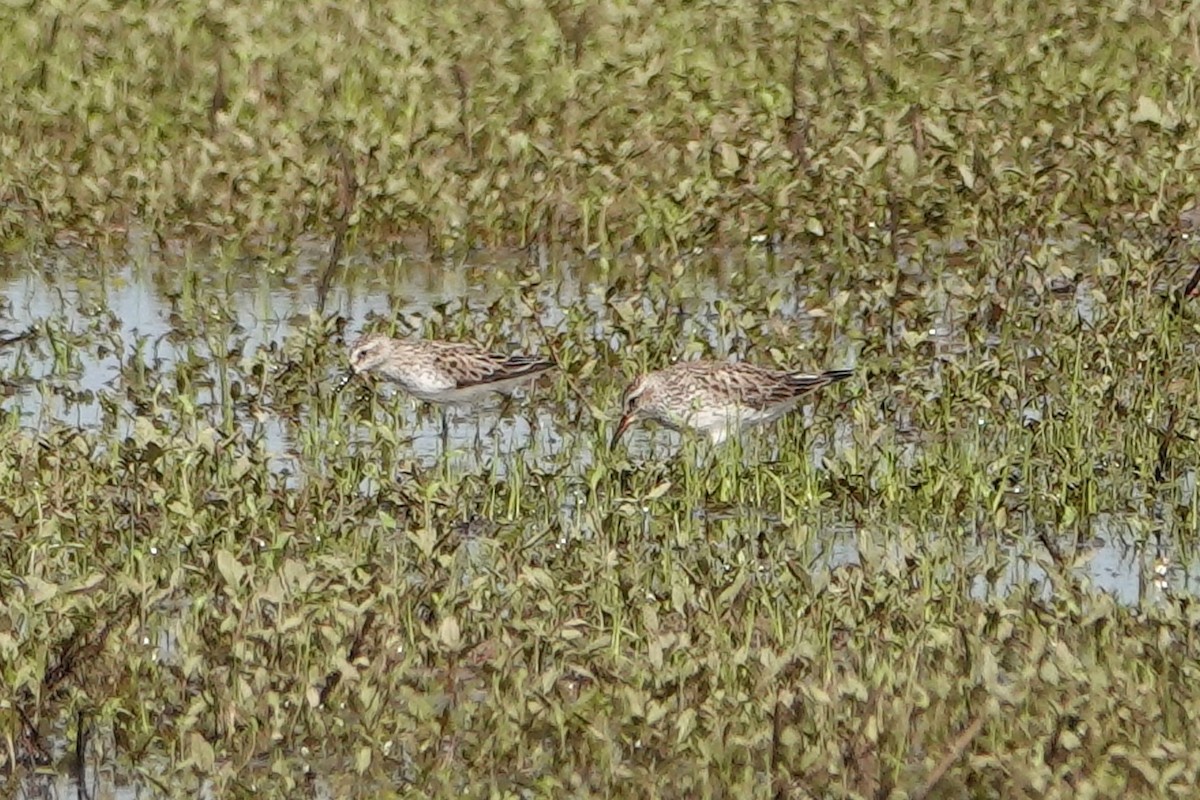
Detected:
[{"left": 610, "top": 414, "right": 633, "bottom": 448}]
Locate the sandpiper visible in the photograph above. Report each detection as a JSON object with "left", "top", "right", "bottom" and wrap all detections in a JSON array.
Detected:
[
  {"left": 611, "top": 359, "right": 852, "bottom": 447},
  {"left": 339, "top": 333, "right": 555, "bottom": 403}
]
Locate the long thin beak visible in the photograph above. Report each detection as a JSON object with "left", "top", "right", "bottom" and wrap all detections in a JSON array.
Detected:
[
  {"left": 335, "top": 369, "right": 357, "bottom": 392},
  {"left": 610, "top": 413, "right": 634, "bottom": 449}
]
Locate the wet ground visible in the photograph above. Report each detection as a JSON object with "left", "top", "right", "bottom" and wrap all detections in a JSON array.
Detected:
[{"left": 5, "top": 235, "right": 1199, "bottom": 797}]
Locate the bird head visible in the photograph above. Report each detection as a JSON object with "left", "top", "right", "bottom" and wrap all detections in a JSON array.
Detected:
[{"left": 611, "top": 374, "right": 654, "bottom": 448}]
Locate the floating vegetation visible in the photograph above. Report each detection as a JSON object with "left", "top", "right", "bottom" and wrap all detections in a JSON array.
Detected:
[
  {"left": 2, "top": 243, "right": 1199, "bottom": 797},
  {"left": 3, "top": 0, "right": 1200, "bottom": 797}
]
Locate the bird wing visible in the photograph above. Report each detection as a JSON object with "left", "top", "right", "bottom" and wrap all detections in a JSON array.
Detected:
[
  {"left": 716, "top": 363, "right": 800, "bottom": 410},
  {"left": 698, "top": 362, "right": 839, "bottom": 410},
  {"left": 430, "top": 342, "right": 551, "bottom": 389}
]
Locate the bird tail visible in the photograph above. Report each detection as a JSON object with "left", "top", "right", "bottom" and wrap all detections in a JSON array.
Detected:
[
  {"left": 788, "top": 368, "right": 854, "bottom": 392},
  {"left": 502, "top": 355, "right": 556, "bottom": 377},
  {"left": 820, "top": 368, "right": 854, "bottom": 384}
]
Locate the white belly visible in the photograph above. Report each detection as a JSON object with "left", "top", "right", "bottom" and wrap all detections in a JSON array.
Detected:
[
  {"left": 686, "top": 400, "right": 799, "bottom": 443},
  {"left": 398, "top": 372, "right": 539, "bottom": 404}
]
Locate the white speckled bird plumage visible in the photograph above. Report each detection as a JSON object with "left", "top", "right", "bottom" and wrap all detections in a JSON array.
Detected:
[
  {"left": 347, "top": 333, "right": 554, "bottom": 403},
  {"left": 615, "top": 359, "right": 852, "bottom": 444}
]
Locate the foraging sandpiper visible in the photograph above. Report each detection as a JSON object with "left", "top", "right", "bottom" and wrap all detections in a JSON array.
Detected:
[
  {"left": 339, "top": 333, "right": 555, "bottom": 403},
  {"left": 611, "top": 359, "right": 852, "bottom": 447}
]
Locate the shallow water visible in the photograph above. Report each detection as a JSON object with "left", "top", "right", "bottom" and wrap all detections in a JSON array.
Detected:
[
  {"left": 2, "top": 238, "right": 1194, "bottom": 614},
  {"left": 6, "top": 236, "right": 1200, "bottom": 794}
]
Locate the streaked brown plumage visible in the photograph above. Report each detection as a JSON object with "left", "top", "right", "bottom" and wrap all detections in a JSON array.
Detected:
[
  {"left": 612, "top": 359, "right": 852, "bottom": 446},
  {"left": 339, "top": 333, "right": 554, "bottom": 403}
]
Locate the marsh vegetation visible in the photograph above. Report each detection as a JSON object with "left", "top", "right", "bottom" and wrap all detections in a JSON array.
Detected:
[{"left": 3, "top": 0, "right": 1200, "bottom": 798}]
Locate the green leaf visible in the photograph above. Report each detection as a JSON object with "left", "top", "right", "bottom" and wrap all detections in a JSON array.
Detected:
[
  {"left": 439, "top": 615, "right": 461, "bottom": 651},
  {"left": 24, "top": 576, "right": 58, "bottom": 605},
  {"left": 355, "top": 745, "right": 372, "bottom": 774},
  {"left": 1130, "top": 95, "right": 1162, "bottom": 126},
  {"left": 215, "top": 550, "right": 245, "bottom": 588},
  {"left": 189, "top": 732, "right": 214, "bottom": 772}
]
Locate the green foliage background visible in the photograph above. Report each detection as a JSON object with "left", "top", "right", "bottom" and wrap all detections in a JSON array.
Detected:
[
  {"left": 2, "top": 0, "right": 1197, "bottom": 249},
  {"left": 3, "top": 1, "right": 1200, "bottom": 798}
]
